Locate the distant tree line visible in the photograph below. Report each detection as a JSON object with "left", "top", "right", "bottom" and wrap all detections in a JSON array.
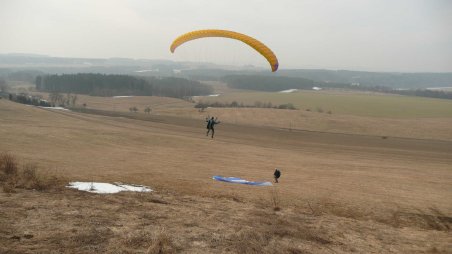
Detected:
[
  {"left": 354, "top": 85, "right": 452, "bottom": 100},
  {"left": 176, "top": 68, "right": 452, "bottom": 89},
  {"left": 142, "top": 76, "right": 213, "bottom": 98},
  {"left": 7, "top": 91, "right": 79, "bottom": 107},
  {"left": 35, "top": 73, "right": 213, "bottom": 98},
  {"left": 222, "top": 75, "right": 348, "bottom": 91},
  {"left": 46, "top": 92, "right": 78, "bottom": 107},
  {"left": 223, "top": 74, "right": 452, "bottom": 100},
  {"left": 9, "top": 93, "right": 51, "bottom": 107},
  {"left": 265, "top": 70, "right": 452, "bottom": 89},
  {"left": 195, "top": 101, "right": 297, "bottom": 110},
  {"left": 390, "top": 89, "right": 452, "bottom": 100}
]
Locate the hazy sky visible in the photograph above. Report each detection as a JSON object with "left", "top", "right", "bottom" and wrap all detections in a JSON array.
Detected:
[{"left": 1, "top": 0, "right": 451, "bottom": 72}]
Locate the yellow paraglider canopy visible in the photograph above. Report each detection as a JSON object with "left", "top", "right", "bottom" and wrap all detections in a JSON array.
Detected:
[{"left": 170, "top": 29, "right": 279, "bottom": 72}]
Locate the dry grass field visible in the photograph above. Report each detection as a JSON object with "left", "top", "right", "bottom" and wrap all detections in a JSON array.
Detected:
[
  {"left": 1, "top": 97, "right": 452, "bottom": 253},
  {"left": 31, "top": 90, "right": 452, "bottom": 141},
  {"left": 199, "top": 89, "right": 452, "bottom": 118}
]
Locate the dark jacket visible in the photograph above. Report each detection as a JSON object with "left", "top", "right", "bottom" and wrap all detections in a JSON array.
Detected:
[
  {"left": 206, "top": 119, "right": 219, "bottom": 129},
  {"left": 274, "top": 169, "right": 281, "bottom": 178}
]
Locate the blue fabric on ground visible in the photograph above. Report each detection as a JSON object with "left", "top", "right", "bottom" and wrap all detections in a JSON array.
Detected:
[{"left": 212, "top": 176, "right": 272, "bottom": 186}]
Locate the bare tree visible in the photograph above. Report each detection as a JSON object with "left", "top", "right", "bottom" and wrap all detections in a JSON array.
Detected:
[
  {"left": 65, "top": 93, "right": 78, "bottom": 107},
  {"left": 144, "top": 106, "right": 151, "bottom": 114},
  {"left": 65, "top": 93, "right": 71, "bottom": 106},
  {"left": 71, "top": 95, "right": 77, "bottom": 106},
  {"left": 49, "top": 91, "right": 64, "bottom": 107},
  {"left": 129, "top": 106, "right": 138, "bottom": 113}
]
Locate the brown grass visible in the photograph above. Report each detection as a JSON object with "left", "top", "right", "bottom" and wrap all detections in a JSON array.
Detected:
[
  {"left": 226, "top": 209, "right": 332, "bottom": 253},
  {"left": 0, "top": 153, "right": 18, "bottom": 176},
  {"left": 0, "top": 152, "right": 64, "bottom": 192},
  {"left": 121, "top": 229, "right": 155, "bottom": 251},
  {"left": 32, "top": 91, "right": 193, "bottom": 113},
  {"left": 270, "top": 187, "right": 281, "bottom": 211},
  {"left": 146, "top": 228, "right": 176, "bottom": 254},
  {"left": 0, "top": 153, "right": 19, "bottom": 192},
  {"left": 31, "top": 91, "right": 452, "bottom": 141},
  {"left": 1, "top": 99, "right": 452, "bottom": 253}
]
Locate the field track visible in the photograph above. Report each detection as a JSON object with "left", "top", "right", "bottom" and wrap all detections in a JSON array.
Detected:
[{"left": 62, "top": 107, "right": 452, "bottom": 159}]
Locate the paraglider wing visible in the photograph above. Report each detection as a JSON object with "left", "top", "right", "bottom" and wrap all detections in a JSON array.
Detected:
[{"left": 170, "top": 29, "right": 279, "bottom": 72}]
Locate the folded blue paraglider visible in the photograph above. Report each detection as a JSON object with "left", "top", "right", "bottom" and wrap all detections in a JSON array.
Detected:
[{"left": 212, "top": 176, "right": 272, "bottom": 186}]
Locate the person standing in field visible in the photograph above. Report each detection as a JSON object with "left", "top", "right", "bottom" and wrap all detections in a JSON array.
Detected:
[
  {"left": 274, "top": 168, "right": 281, "bottom": 183},
  {"left": 206, "top": 116, "right": 220, "bottom": 138}
]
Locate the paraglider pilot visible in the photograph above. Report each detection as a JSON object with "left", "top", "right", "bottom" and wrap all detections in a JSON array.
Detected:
[
  {"left": 274, "top": 168, "right": 281, "bottom": 183},
  {"left": 206, "top": 116, "right": 220, "bottom": 138}
]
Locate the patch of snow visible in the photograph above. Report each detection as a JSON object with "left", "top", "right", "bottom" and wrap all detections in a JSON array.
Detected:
[
  {"left": 112, "top": 96, "right": 134, "bottom": 98},
  {"left": 194, "top": 94, "right": 220, "bottom": 98},
  {"left": 278, "top": 89, "right": 298, "bottom": 93},
  {"left": 173, "top": 69, "right": 182, "bottom": 73},
  {"left": 39, "top": 106, "right": 70, "bottom": 111},
  {"left": 134, "top": 69, "right": 159, "bottom": 73},
  {"left": 67, "top": 182, "right": 152, "bottom": 194},
  {"left": 312, "top": 87, "right": 322, "bottom": 91},
  {"left": 426, "top": 87, "right": 452, "bottom": 90}
]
